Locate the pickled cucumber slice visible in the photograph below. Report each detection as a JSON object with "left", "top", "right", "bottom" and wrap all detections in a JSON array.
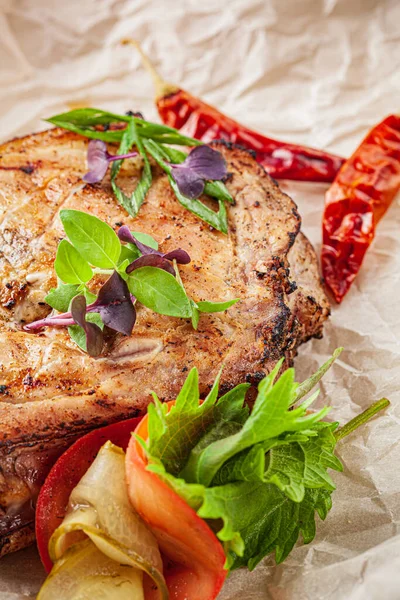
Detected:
[
  {"left": 43, "top": 442, "right": 168, "bottom": 600},
  {"left": 38, "top": 539, "right": 144, "bottom": 600}
]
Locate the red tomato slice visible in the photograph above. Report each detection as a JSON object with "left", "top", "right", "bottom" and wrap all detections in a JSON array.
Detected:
[
  {"left": 35, "top": 417, "right": 142, "bottom": 573},
  {"left": 126, "top": 402, "right": 228, "bottom": 600},
  {"left": 36, "top": 404, "right": 227, "bottom": 600}
]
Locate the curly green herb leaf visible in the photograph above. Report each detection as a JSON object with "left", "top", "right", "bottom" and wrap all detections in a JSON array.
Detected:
[
  {"left": 196, "top": 299, "right": 239, "bottom": 313},
  {"left": 45, "top": 283, "right": 81, "bottom": 313},
  {"left": 142, "top": 352, "right": 388, "bottom": 571}
]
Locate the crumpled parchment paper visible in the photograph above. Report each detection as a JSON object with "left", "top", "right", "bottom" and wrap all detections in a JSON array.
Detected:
[{"left": 0, "top": 0, "right": 399, "bottom": 598}]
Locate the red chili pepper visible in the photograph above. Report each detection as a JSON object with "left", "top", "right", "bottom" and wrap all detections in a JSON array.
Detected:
[
  {"left": 127, "top": 40, "right": 344, "bottom": 183},
  {"left": 321, "top": 115, "right": 400, "bottom": 303}
]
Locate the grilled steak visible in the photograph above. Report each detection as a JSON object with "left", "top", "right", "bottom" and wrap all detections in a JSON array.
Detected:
[{"left": 0, "top": 128, "right": 329, "bottom": 556}]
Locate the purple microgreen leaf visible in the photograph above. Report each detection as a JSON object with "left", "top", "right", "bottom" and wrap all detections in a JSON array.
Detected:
[
  {"left": 126, "top": 254, "right": 176, "bottom": 276},
  {"left": 116, "top": 225, "right": 153, "bottom": 252},
  {"left": 24, "top": 314, "right": 75, "bottom": 331},
  {"left": 170, "top": 146, "right": 227, "bottom": 200},
  {"left": 93, "top": 271, "right": 128, "bottom": 306},
  {"left": 132, "top": 231, "right": 159, "bottom": 250},
  {"left": 129, "top": 235, "right": 154, "bottom": 256},
  {"left": 183, "top": 145, "right": 227, "bottom": 180},
  {"left": 163, "top": 248, "right": 191, "bottom": 264},
  {"left": 70, "top": 295, "right": 103, "bottom": 357},
  {"left": 110, "top": 151, "right": 139, "bottom": 161},
  {"left": 117, "top": 225, "right": 136, "bottom": 245},
  {"left": 89, "top": 272, "right": 136, "bottom": 336},
  {"left": 118, "top": 226, "right": 190, "bottom": 265},
  {"left": 83, "top": 140, "right": 138, "bottom": 184},
  {"left": 118, "top": 226, "right": 154, "bottom": 256},
  {"left": 94, "top": 299, "right": 136, "bottom": 336},
  {"left": 83, "top": 140, "right": 110, "bottom": 184},
  {"left": 170, "top": 165, "right": 205, "bottom": 199}
]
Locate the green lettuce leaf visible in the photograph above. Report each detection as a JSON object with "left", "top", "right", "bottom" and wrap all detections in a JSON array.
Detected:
[
  {"left": 294, "top": 348, "right": 343, "bottom": 402},
  {"left": 141, "top": 349, "right": 388, "bottom": 572},
  {"left": 180, "top": 361, "right": 330, "bottom": 486},
  {"left": 198, "top": 482, "right": 333, "bottom": 570},
  {"left": 147, "top": 368, "right": 250, "bottom": 475},
  {"left": 262, "top": 422, "right": 342, "bottom": 502}
]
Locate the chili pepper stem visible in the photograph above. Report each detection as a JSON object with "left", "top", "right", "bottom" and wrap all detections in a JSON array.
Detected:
[
  {"left": 335, "top": 398, "right": 390, "bottom": 441},
  {"left": 121, "top": 38, "right": 179, "bottom": 100}
]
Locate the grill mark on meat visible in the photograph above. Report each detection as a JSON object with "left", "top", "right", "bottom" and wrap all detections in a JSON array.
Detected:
[
  {"left": 103, "top": 337, "right": 163, "bottom": 364},
  {"left": 0, "top": 178, "right": 84, "bottom": 269},
  {"left": 0, "top": 179, "right": 86, "bottom": 328},
  {"left": 0, "top": 129, "right": 330, "bottom": 556},
  {"left": 0, "top": 172, "right": 56, "bottom": 228},
  {"left": 0, "top": 164, "right": 36, "bottom": 175},
  {"left": 287, "top": 232, "right": 330, "bottom": 342},
  {"left": 38, "top": 180, "right": 86, "bottom": 238},
  {"left": 212, "top": 138, "right": 257, "bottom": 160}
]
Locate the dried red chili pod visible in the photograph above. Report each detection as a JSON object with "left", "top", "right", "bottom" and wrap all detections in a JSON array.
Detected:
[
  {"left": 321, "top": 114, "right": 400, "bottom": 303},
  {"left": 125, "top": 39, "right": 344, "bottom": 183}
]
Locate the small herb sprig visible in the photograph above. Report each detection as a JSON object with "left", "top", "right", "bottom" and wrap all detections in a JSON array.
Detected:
[
  {"left": 25, "top": 210, "right": 239, "bottom": 357},
  {"left": 47, "top": 109, "right": 234, "bottom": 233}
]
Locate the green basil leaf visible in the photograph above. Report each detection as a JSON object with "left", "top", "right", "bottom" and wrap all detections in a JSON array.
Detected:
[
  {"left": 68, "top": 313, "right": 104, "bottom": 353},
  {"left": 118, "top": 244, "right": 140, "bottom": 265},
  {"left": 117, "top": 259, "right": 130, "bottom": 279},
  {"left": 149, "top": 134, "right": 201, "bottom": 146},
  {"left": 46, "top": 123, "right": 200, "bottom": 147},
  {"left": 190, "top": 300, "right": 200, "bottom": 330},
  {"left": 132, "top": 231, "right": 158, "bottom": 250},
  {"left": 173, "top": 262, "right": 199, "bottom": 328},
  {"left": 45, "top": 283, "right": 80, "bottom": 313},
  {"left": 54, "top": 239, "right": 93, "bottom": 285},
  {"left": 111, "top": 120, "right": 153, "bottom": 217},
  {"left": 60, "top": 209, "right": 121, "bottom": 269},
  {"left": 197, "top": 299, "right": 239, "bottom": 313},
  {"left": 127, "top": 267, "right": 192, "bottom": 318},
  {"left": 81, "top": 287, "right": 97, "bottom": 304},
  {"left": 144, "top": 139, "right": 228, "bottom": 234}
]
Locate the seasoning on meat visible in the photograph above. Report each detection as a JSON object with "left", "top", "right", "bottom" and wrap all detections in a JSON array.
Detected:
[{"left": 0, "top": 128, "right": 329, "bottom": 557}]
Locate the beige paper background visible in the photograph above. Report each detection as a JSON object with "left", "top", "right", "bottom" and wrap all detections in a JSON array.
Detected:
[{"left": 0, "top": 0, "right": 399, "bottom": 598}]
